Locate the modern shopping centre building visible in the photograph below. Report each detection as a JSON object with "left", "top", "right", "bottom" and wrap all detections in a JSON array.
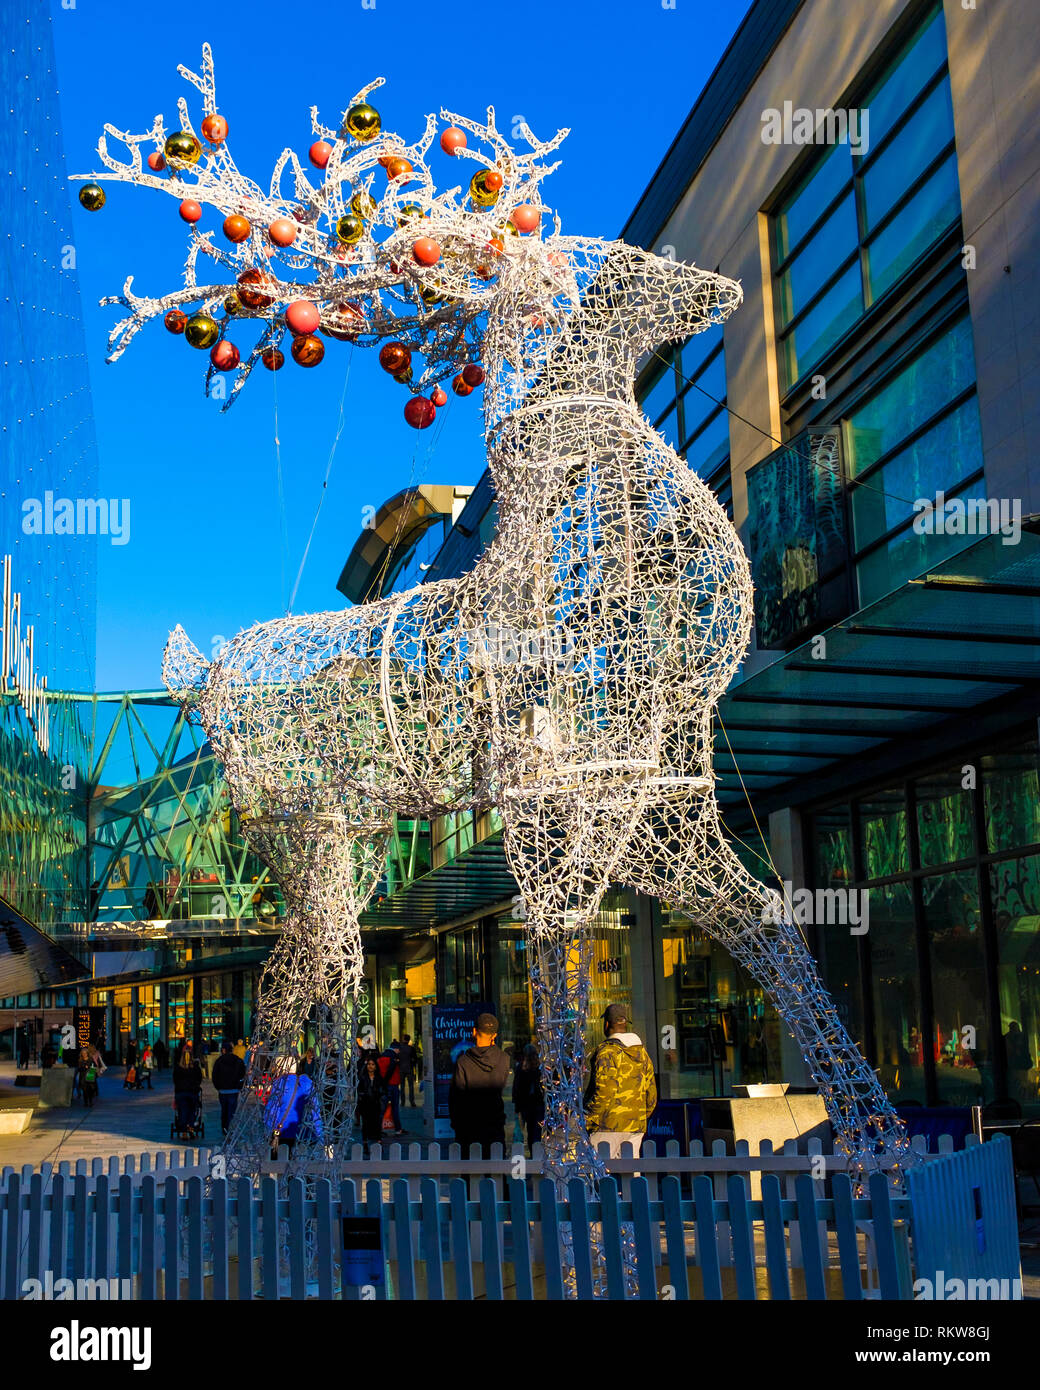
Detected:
[{"left": 4, "top": 0, "right": 1038, "bottom": 1137}]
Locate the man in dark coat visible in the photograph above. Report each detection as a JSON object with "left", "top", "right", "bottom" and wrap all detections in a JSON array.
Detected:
[
  {"left": 449, "top": 1013, "right": 510, "bottom": 1155},
  {"left": 211, "top": 1040, "right": 247, "bottom": 1135}
]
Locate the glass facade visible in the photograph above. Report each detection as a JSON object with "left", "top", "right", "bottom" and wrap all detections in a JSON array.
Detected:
[
  {"left": 810, "top": 733, "right": 1040, "bottom": 1113},
  {"left": 0, "top": 4, "right": 100, "bottom": 927},
  {"left": 774, "top": 5, "right": 959, "bottom": 389}
]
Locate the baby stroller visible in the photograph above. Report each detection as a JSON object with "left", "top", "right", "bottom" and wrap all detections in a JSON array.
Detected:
[{"left": 171, "top": 1091, "right": 205, "bottom": 1142}]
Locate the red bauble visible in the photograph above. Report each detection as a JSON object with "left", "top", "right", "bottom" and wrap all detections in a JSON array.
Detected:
[
  {"left": 461, "top": 363, "right": 486, "bottom": 388},
  {"left": 210, "top": 340, "right": 240, "bottom": 371},
  {"left": 379, "top": 341, "right": 410, "bottom": 375},
  {"left": 147, "top": 151, "right": 166, "bottom": 172},
  {"left": 291, "top": 334, "right": 325, "bottom": 367},
  {"left": 385, "top": 157, "right": 414, "bottom": 181},
  {"left": 223, "top": 214, "right": 251, "bottom": 243},
  {"left": 164, "top": 309, "right": 188, "bottom": 334},
  {"left": 268, "top": 218, "right": 297, "bottom": 248},
  {"left": 322, "top": 300, "right": 366, "bottom": 341},
  {"left": 404, "top": 396, "right": 436, "bottom": 430},
  {"left": 452, "top": 375, "right": 474, "bottom": 397},
  {"left": 484, "top": 170, "right": 504, "bottom": 192},
  {"left": 201, "top": 113, "right": 229, "bottom": 144},
  {"left": 309, "top": 140, "right": 333, "bottom": 168},
  {"left": 412, "top": 237, "right": 441, "bottom": 267},
  {"left": 511, "top": 204, "right": 540, "bottom": 234},
  {"left": 179, "top": 200, "right": 203, "bottom": 224},
  {"left": 440, "top": 126, "right": 467, "bottom": 156},
  {"left": 431, "top": 386, "right": 448, "bottom": 407},
  {"left": 261, "top": 347, "right": 285, "bottom": 371},
  {"left": 285, "top": 299, "right": 320, "bottom": 336},
  {"left": 237, "top": 268, "right": 275, "bottom": 309}
]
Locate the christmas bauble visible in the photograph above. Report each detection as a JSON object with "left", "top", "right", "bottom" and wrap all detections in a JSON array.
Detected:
[
  {"left": 379, "top": 341, "right": 410, "bottom": 375},
  {"left": 350, "top": 190, "right": 377, "bottom": 219},
  {"left": 78, "top": 183, "right": 105, "bottom": 212},
  {"left": 201, "top": 113, "right": 229, "bottom": 144},
  {"left": 334, "top": 213, "right": 364, "bottom": 245},
  {"left": 431, "top": 386, "right": 448, "bottom": 407},
  {"left": 394, "top": 365, "right": 413, "bottom": 384},
  {"left": 396, "top": 203, "right": 423, "bottom": 226},
  {"left": 261, "top": 347, "right": 285, "bottom": 371},
  {"left": 285, "top": 299, "right": 320, "bottom": 336},
  {"left": 291, "top": 333, "right": 325, "bottom": 367},
  {"left": 309, "top": 140, "right": 333, "bottom": 168},
  {"left": 237, "top": 268, "right": 275, "bottom": 309},
  {"left": 147, "top": 152, "right": 166, "bottom": 173},
  {"left": 462, "top": 363, "right": 485, "bottom": 387},
  {"left": 223, "top": 292, "right": 243, "bottom": 316},
  {"left": 469, "top": 169, "right": 501, "bottom": 208},
  {"left": 210, "top": 340, "right": 240, "bottom": 371},
  {"left": 452, "top": 374, "right": 473, "bottom": 396},
  {"left": 268, "top": 218, "right": 297, "bottom": 247},
  {"left": 440, "top": 127, "right": 467, "bottom": 156},
  {"left": 223, "top": 214, "right": 251, "bottom": 243},
  {"left": 413, "top": 237, "right": 441, "bottom": 266},
  {"left": 511, "top": 204, "right": 540, "bottom": 234},
  {"left": 179, "top": 199, "right": 203, "bottom": 223},
  {"left": 321, "top": 301, "right": 366, "bottom": 340},
  {"left": 404, "top": 397, "right": 436, "bottom": 429},
  {"left": 164, "top": 131, "right": 202, "bottom": 166},
  {"left": 385, "top": 157, "right": 413, "bottom": 181},
  {"left": 164, "top": 308, "right": 188, "bottom": 334},
  {"left": 185, "top": 313, "right": 219, "bottom": 349},
  {"left": 345, "top": 103, "right": 381, "bottom": 142}
]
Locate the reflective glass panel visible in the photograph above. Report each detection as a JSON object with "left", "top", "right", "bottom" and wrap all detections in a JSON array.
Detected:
[
  {"left": 915, "top": 767, "right": 976, "bottom": 869},
  {"left": 859, "top": 788, "right": 909, "bottom": 878},
  {"left": 862, "top": 79, "right": 954, "bottom": 231},
  {"left": 990, "top": 853, "right": 1040, "bottom": 1114},
  {"left": 866, "top": 154, "right": 960, "bottom": 303},
  {"left": 922, "top": 869, "right": 990, "bottom": 1104},
  {"left": 869, "top": 880, "right": 924, "bottom": 1101},
  {"left": 983, "top": 744, "right": 1040, "bottom": 853}
]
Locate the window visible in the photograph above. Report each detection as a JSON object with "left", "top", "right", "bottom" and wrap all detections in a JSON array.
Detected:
[
  {"left": 846, "top": 315, "right": 983, "bottom": 603},
  {"left": 637, "top": 323, "right": 732, "bottom": 511},
  {"left": 773, "top": 5, "right": 959, "bottom": 389}
]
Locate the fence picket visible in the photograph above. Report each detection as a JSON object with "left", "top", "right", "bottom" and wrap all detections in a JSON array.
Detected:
[
  {"left": 832, "top": 1173, "right": 863, "bottom": 1300},
  {"left": 508, "top": 1178, "right": 534, "bottom": 1300},
  {"left": 2, "top": 1175, "right": 18, "bottom": 1298},
  {"left": 449, "top": 1178, "right": 473, "bottom": 1300},
  {"left": 49, "top": 1174, "right": 66, "bottom": 1284},
  {"left": 567, "top": 1179, "right": 595, "bottom": 1301},
  {"left": 260, "top": 1177, "right": 279, "bottom": 1302},
  {"left": 393, "top": 1177, "right": 415, "bottom": 1300},
  {"left": 139, "top": 1174, "right": 156, "bottom": 1300},
  {"left": 795, "top": 1174, "right": 827, "bottom": 1300},
  {"left": 163, "top": 1175, "right": 180, "bottom": 1300},
  {"left": 288, "top": 1177, "right": 306, "bottom": 1300},
  {"left": 727, "top": 1174, "right": 757, "bottom": 1301},
  {"left": 72, "top": 1174, "right": 88, "bottom": 1283},
  {"left": 27, "top": 1172, "right": 43, "bottom": 1286},
  {"left": 761, "top": 1174, "right": 790, "bottom": 1301},
  {"left": 186, "top": 1176, "right": 204, "bottom": 1299},
  {"left": 539, "top": 1179, "right": 565, "bottom": 1301},
  {"left": 661, "top": 1176, "right": 690, "bottom": 1300},
  {"left": 630, "top": 1178, "right": 658, "bottom": 1300},
  {"left": 421, "top": 1176, "right": 444, "bottom": 1300},
  {"left": 599, "top": 1179, "right": 626, "bottom": 1300},
  {"left": 480, "top": 1178, "right": 504, "bottom": 1300},
  {"left": 693, "top": 1175, "right": 722, "bottom": 1299}
]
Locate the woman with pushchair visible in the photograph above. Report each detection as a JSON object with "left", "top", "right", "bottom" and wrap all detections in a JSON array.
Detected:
[{"left": 173, "top": 1045, "right": 204, "bottom": 1140}]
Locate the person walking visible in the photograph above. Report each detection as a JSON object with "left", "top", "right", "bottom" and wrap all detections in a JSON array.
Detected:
[
  {"left": 198, "top": 1038, "right": 211, "bottom": 1078},
  {"left": 583, "top": 1004, "right": 657, "bottom": 1158},
  {"left": 356, "top": 1055, "right": 388, "bottom": 1156},
  {"left": 449, "top": 1013, "right": 510, "bottom": 1156},
  {"left": 153, "top": 1037, "right": 167, "bottom": 1071},
  {"left": 512, "top": 1043, "right": 545, "bottom": 1151},
  {"left": 173, "top": 1045, "right": 204, "bottom": 1140},
  {"left": 264, "top": 1059, "right": 322, "bottom": 1159},
  {"left": 78, "top": 1046, "right": 99, "bottom": 1108},
  {"left": 400, "top": 1033, "right": 418, "bottom": 1106},
  {"left": 137, "top": 1043, "right": 154, "bottom": 1090},
  {"left": 233, "top": 1038, "right": 247, "bottom": 1061},
  {"left": 16, "top": 1028, "right": 30, "bottom": 1071},
  {"left": 378, "top": 1041, "right": 405, "bottom": 1136},
  {"left": 211, "top": 1040, "right": 246, "bottom": 1136}
]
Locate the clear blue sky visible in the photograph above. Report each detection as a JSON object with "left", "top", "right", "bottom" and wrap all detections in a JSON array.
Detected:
[{"left": 52, "top": 0, "right": 751, "bottom": 691}]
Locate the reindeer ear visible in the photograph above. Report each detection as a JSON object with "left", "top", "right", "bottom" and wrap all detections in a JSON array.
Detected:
[{"left": 162, "top": 625, "right": 211, "bottom": 708}]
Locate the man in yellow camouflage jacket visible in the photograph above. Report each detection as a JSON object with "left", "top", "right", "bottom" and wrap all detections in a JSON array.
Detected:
[{"left": 583, "top": 1003, "right": 658, "bottom": 1157}]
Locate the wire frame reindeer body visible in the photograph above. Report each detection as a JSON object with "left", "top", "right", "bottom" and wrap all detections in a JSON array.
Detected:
[{"left": 89, "top": 49, "right": 915, "bottom": 1203}]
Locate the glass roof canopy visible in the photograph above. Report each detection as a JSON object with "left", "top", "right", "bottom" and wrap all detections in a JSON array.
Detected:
[{"left": 714, "top": 525, "right": 1040, "bottom": 807}]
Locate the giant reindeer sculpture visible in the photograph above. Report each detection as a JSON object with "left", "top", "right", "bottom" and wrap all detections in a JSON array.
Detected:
[{"left": 82, "top": 48, "right": 915, "bottom": 1194}]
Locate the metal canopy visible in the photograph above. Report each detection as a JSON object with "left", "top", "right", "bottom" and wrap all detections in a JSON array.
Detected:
[
  {"left": 0, "top": 893, "right": 88, "bottom": 998},
  {"left": 361, "top": 834, "right": 517, "bottom": 930},
  {"left": 714, "top": 527, "right": 1040, "bottom": 807}
]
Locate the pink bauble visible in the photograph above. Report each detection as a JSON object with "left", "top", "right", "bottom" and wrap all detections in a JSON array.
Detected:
[
  {"left": 511, "top": 204, "right": 540, "bottom": 234},
  {"left": 179, "top": 200, "right": 203, "bottom": 224},
  {"left": 147, "top": 151, "right": 166, "bottom": 172},
  {"left": 412, "top": 237, "right": 441, "bottom": 267},
  {"left": 440, "top": 127, "right": 467, "bottom": 156},
  {"left": 404, "top": 397, "right": 437, "bottom": 429},
  {"left": 285, "top": 299, "right": 320, "bottom": 336},
  {"left": 309, "top": 140, "right": 333, "bottom": 168},
  {"left": 268, "top": 218, "right": 297, "bottom": 247},
  {"left": 210, "top": 340, "right": 240, "bottom": 372},
  {"left": 431, "top": 386, "right": 448, "bottom": 407}
]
